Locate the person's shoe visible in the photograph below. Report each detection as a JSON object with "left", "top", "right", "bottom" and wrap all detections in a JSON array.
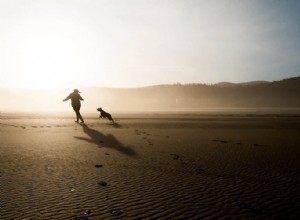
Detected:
[
  {"left": 75, "top": 120, "right": 79, "bottom": 123},
  {"left": 80, "top": 121, "right": 84, "bottom": 124}
]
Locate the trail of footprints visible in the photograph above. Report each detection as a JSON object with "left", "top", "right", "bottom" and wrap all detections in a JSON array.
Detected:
[
  {"left": 135, "top": 129, "right": 154, "bottom": 146},
  {"left": 76, "top": 129, "right": 171, "bottom": 218},
  {"left": 73, "top": 153, "right": 125, "bottom": 219},
  {"left": 1, "top": 122, "right": 22, "bottom": 129},
  {"left": 167, "top": 139, "right": 268, "bottom": 178},
  {"left": 0, "top": 122, "right": 74, "bottom": 130},
  {"left": 169, "top": 153, "right": 205, "bottom": 175},
  {"left": 134, "top": 129, "right": 170, "bottom": 146},
  {"left": 212, "top": 139, "right": 267, "bottom": 147}
]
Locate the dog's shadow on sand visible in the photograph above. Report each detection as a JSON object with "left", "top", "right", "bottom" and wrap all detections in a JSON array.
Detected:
[
  {"left": 107, "top": 122, "right": 122, "bottom": 128},
  {"left": 74, "top": 123, "right": 136, "bottom": 157}
]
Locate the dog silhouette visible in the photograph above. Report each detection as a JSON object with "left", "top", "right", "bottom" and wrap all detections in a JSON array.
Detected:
[{"left": 97, "top": 107, "right": 114, "bottom": 123}]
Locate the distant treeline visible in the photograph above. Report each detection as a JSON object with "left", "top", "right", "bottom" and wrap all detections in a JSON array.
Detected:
[
  {"left": 0, "top": 77, "right": 300, "bottom": 112},
  {"left": 85, "top": 77, "right": 300, "bottom": 111}
]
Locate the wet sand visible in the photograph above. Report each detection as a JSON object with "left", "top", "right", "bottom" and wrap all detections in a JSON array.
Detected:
[{"left": 1, "top": 113, "right": 300, "bottom": 219}]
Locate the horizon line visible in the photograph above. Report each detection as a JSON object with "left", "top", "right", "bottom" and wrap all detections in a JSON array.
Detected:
[{"left": 0, "top": 76, "right": 299, "bottom": 90}]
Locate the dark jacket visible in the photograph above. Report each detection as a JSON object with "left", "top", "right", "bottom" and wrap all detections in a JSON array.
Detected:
[{"left": 64, "top": 92, "right": 83, "bottom": 108}]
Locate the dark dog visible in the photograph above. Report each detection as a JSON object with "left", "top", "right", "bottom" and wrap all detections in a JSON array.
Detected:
[{"left": 97, "top": 108, "right": 114, "bottom": 123}]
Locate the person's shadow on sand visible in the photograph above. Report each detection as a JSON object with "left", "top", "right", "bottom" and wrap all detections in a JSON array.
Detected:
[{"left": 74, "top": 124, "right": 136, "bottom": 157}]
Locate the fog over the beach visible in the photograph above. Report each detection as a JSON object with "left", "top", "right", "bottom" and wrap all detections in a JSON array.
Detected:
[{"left": 0, "top": 77, "right": 299, "bottom": 113}]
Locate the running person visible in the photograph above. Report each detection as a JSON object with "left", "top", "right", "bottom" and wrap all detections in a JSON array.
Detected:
[{"left": 63, "top": 89, "right": 84, "bottom": 123}]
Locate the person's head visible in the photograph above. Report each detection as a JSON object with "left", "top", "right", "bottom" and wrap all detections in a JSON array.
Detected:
[{"left": 73, "top": 89, "right": 80, "bottom": 93}]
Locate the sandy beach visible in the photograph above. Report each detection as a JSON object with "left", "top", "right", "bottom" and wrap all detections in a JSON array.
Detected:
[{"left": 1, "top": 113, "right": 300, "bottom": 219}]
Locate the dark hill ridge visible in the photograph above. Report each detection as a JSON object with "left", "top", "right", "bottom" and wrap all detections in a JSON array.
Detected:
[
  {"left": 84, "top": 76, "right": 300, "bottom": 110},
  {"left": 215, "top": 81, "right": 270, "bottom": 88},
  {"left": 0, "top": 77, "right": 300, "bottom": 112}
]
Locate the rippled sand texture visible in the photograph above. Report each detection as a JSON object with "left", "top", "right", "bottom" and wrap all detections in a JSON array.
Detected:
[{"left": 1, "top": 114, "right": 300, "bottom": 219}]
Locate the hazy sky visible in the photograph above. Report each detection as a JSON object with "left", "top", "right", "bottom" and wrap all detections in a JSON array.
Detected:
[{"left": 1, "top": 0, "right": 300, "bottom": 89}]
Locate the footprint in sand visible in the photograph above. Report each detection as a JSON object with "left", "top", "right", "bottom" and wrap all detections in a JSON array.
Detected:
[
  {"left": 136, "top": 129, "right": 154, "bottom": 146},
  {"left": 145, "top": 137, "right": 154, "bottom": 146},
  {"left": 110, "top": 209, "right": 123, "bottom": 216},
  {"left": 170, "top": 153, "right": 179, "bottom": 160},
  {"left": 135, "top": 130, "right": 141, "bottom": 135},
  {"left": 253, "top": 143, "right": 266, "bottom": 147},
  {"left": 84, "top": 209, "right": 91, "bottom": 215},
  {"left": 148, "top": 142, "right": 153, "bottom": 146},
  {"left": 169, "top": 153, "right": 188, "bottom": 166},
  {"left": 196, "top": 168, "right": 205, "bottom": 174},
  {"left": 98, "top": 181, "right": 107, "bottom": 186},
  {"left": 212, "top": 139, "right": 229, "bottom": 144}
]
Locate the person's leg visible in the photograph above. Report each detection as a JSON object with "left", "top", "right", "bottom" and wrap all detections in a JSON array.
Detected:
[
  {"left": 73, "top": 106, "right": 84, "bottom": 123},
  {"left": 78, "top": 110, "right": 84, "bottom": 123},
  {"left": 73, "top": 107, "right": 80, "bottom": 122},
  {"left": 76, "top": 106, "right": 84, "bottom": 123}
]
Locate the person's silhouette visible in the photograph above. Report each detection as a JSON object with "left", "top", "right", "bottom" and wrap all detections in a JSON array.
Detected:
[{"left": 63, "top": 89, "right": 84, "bottom": 123}]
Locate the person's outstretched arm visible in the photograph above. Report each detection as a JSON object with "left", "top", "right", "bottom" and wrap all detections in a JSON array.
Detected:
[
  {"left": 79, "top": 95, "right": 84, "bottom": 101},
  {"left": 62, "top": 95, "right": 70, "bottom": 102}
]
